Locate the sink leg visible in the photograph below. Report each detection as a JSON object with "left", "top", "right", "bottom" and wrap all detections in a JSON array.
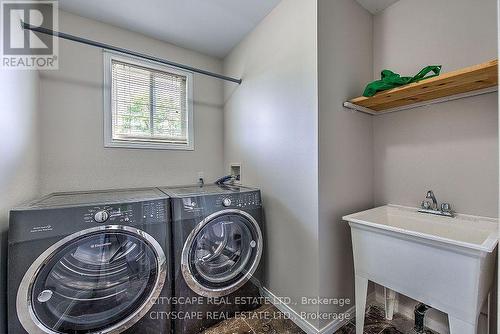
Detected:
[
  {"left": 449, "top": 316, "right": 476, "bottom": 334},
  {"left": 355, "top": 275, "right": 368, "bottom": 334},
  {"left": 487, "top": 292, "right": 491, "bottom": 334},
  {"left": 384, "top": 288, "right": 396, "bottom": 320}
]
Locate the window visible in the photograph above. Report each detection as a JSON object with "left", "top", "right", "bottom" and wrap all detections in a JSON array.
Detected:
[{"left": 104, "top": 52, "right": 194, "bottom": 150}]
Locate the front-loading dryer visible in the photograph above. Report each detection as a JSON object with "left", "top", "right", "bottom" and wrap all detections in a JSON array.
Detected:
[
  {"left": 160, "top": 184, "right": 264, "bottom": 334},
  {"left": 8, "top": 188, "right": 172, "bottom": 334}
]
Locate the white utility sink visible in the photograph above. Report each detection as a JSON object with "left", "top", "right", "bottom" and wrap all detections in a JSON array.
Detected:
[{"left": 343, "top": 205, "right": 498, "bottom": 334}]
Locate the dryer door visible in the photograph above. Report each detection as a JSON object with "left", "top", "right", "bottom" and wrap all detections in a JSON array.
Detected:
[
  {"left": 181, "top": 209, "right": 262, "bottom": 297},
  {"left": 17, "top": 226, "right": 167, "bottom": 334}
]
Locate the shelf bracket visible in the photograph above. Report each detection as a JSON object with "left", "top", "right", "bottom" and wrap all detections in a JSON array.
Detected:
[
  {"left": 343, "top": 102, "right": 376, "bottom": 115},
  {"left": 344, "top": 86, "right": 498, "bottom": 115}
]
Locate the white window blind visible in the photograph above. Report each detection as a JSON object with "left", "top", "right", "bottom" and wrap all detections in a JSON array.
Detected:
[{"left": 104, "top": 52, "right": 193, "bottom": 150}]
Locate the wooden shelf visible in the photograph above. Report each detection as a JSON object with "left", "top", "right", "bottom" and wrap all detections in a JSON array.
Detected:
[{"left": 344, "top": 59, "right": 498, "bottom": 115}]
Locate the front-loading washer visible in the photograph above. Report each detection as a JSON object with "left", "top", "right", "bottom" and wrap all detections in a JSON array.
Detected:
[
  {"left": 8, "top": 188, "right": 172, "bottom": 334},
  {"left": 160, "top": 184, "right": 264, "bottom": 334}
]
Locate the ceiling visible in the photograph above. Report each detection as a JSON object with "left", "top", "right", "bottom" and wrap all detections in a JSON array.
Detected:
[
  {"left": 355, "top": 0, "right": 400, "bottom": 14},
  {"left": 58, "top": 0, "right": 282, "bottom": 58}
]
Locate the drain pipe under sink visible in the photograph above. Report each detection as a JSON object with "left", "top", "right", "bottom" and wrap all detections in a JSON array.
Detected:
[{"left": 414, "top": 303, "right": 431, "bottom": 333}]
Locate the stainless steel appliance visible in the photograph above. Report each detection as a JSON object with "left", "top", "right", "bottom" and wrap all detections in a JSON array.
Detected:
[
  {"left": 160, "top": 184, "right": 264, "bottom": 334},
  {"left": 8, "top": 188, "right": 172, "bottom": 334}
]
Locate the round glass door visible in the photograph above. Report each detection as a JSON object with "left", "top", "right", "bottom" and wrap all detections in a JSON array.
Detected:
[
  {"left": 182, "top": 210, "right": 262, "bottom": 297},
  {"left": 18, "top": 227, "right": 166, "bottom": 334}
]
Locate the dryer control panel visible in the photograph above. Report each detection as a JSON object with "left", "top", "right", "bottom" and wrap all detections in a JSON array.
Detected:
[
  {"left": 10, "top": 199, "right": 169, "bottom": 243},
  {"left": 215, "top": 191, "right": 261, "bottom": 209},
  {"left": 83, "top": 200, "right": 167, "bottom": 225}
]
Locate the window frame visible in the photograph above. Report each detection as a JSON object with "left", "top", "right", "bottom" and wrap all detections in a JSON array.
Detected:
[{"left": 103, "top": 51, "right": 194, "bottom": 150}]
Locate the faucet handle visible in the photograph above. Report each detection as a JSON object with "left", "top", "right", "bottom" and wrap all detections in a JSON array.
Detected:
[
  {"left": 441, "top": 203, "right": 451, "bottom": 212},
  {"left": 421, "top": 201, "right": 431, "bottom": 209}
]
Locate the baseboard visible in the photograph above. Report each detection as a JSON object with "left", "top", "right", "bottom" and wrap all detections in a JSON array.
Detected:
[
  {"left": 318, "top": 292, "right": 376, "bottom": 334},
  {"left": 259, "top": 287, "right": 320, "bottom": 334},
  {"left": 317, "top": 304, "right": 355, "bottom": 334},
  {"left": 260, "top": 287, "right": 375, "bottom": 334}
]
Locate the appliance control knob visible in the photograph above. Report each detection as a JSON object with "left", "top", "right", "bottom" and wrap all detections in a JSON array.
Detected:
[
  {"left": 94, "top": 210, "right": 109, "bottom": 223},
  {"left": 222, "top": 198, "right": 232, "bottom": 207}
]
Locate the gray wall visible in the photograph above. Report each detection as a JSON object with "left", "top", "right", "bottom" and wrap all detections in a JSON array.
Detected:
[
  {"left": 0, "top": 70, "right": 40, "bottom": 334},
  {"left": 1, "top": 9, "right": 226, "bottom": 332},
  {"left": 373, "top": 0, "right": 499, "bottom": 217},
  {"left": 39, "top": 11, "right": 225, "bottom": 195},
  {"left": 317, "top": 0, "right": 373, "bottom": 329},
  {"left": 223, "top": 0, "right": 320, "bottom": 327},
  {"left": 372, "top": 0, "right": 498, "bottom": 332}
]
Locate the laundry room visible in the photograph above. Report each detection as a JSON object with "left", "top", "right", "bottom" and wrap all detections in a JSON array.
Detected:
[{"left": 0, "top": 0, "right": 499, "bottom": 334}]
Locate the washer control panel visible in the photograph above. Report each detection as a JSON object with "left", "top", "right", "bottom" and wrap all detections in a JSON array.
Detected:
[
  {"left": 83, "top": 200, "right": 167, "bottom": 225},
  {"left": 216, "top": 191, "right": 261, "bottom": 209}
]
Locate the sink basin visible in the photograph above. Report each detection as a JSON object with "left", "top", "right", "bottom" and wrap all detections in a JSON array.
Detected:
[
  {"left": 344, "top": 205, "right": 498, "bottom": 253},
  {"left": 343, "top": 205, "right": 498, "bottom": 334}
]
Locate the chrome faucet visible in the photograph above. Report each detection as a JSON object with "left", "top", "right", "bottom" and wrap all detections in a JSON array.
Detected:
[
  {"left": 418, "top": 190, "right": 455, "bottom": 217},
  {"left": 426, "top": 190, "right": 438, "bottom": 210}
]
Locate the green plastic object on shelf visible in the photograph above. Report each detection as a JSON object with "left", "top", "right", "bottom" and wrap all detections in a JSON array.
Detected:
[{"left": 363, "top": 65, "right": 442, "bottom": 97}]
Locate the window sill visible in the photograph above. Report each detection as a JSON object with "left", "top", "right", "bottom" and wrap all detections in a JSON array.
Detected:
[{"left": 104, "top": 140, "right": 194, "bottom": 151}]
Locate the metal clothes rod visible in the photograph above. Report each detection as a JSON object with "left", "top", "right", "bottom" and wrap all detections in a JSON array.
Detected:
[{"left": 22, "top": 22, "right": 242, "bottom": 84}]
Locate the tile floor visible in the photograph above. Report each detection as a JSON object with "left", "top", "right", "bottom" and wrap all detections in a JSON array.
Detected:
[
  {"left": 335, "top": 305, "right": 439, "bottom": 334},
  {"left": 201, "top": 304, "right": 439, "bottom": 334}
]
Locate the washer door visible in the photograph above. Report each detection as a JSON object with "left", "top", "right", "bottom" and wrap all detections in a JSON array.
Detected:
[
  {"left": 17, "top": 226, "right": 167, "bottom": 334},
  {"left": 181, "top": 209, "right": 262, "bottom": 297}
]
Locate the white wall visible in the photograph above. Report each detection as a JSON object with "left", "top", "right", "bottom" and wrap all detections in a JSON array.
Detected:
[
  {"left": 223, "top": 0, "right": 319, "bottom": 328},
  {"left": 317, "top": 0, "right": 373, "bottom": 330},
  {"left": 0, "top": 70, "right": 40, "bottom": 334},
  {"left": 372, "top": 0, "right": 498, "bottom": 332},
  {"left": 39, "top": 11, "right": 225, "bottom": 194},
  {"left": 373, "top": 0, "right": 499, "bottom": 217}
]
